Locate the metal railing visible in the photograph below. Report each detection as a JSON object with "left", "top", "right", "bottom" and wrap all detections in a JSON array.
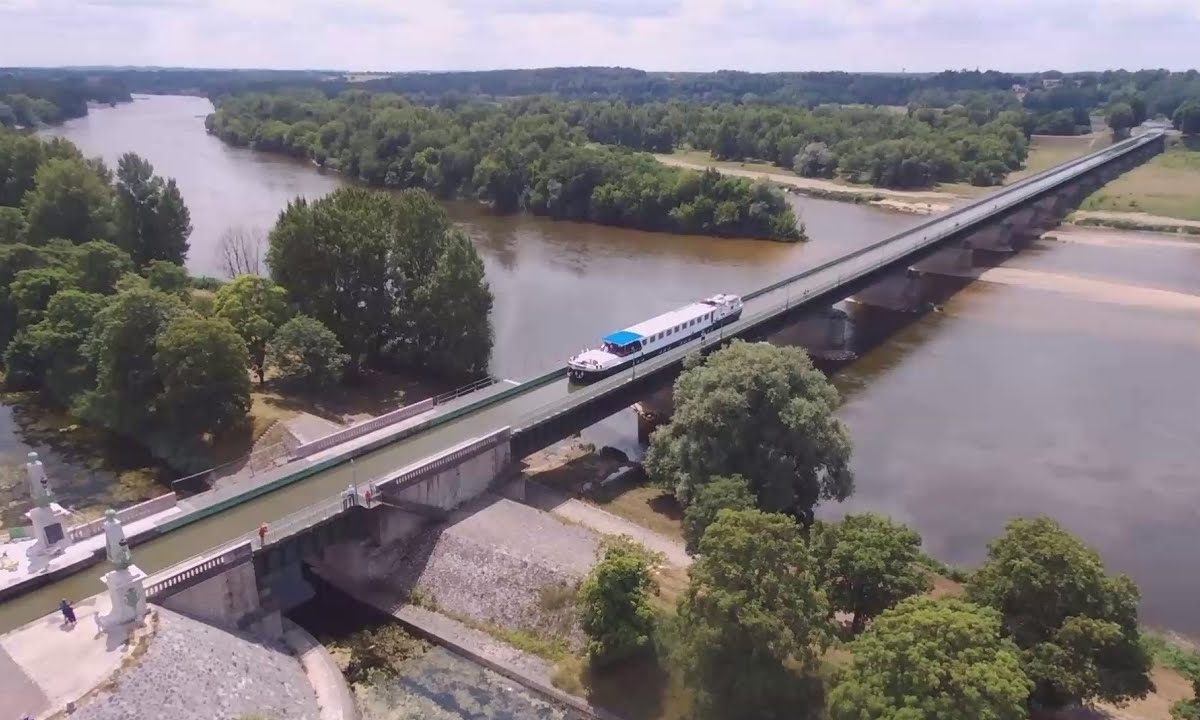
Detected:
[{"left": 432, "top": 377, "right": 498, "bottom": 405}]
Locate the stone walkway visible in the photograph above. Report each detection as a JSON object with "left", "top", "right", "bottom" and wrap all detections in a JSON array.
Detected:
[{"left": 0, "top": 594, "right": 148, "bottom": 720}]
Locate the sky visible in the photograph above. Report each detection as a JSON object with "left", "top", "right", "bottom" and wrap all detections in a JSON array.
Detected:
[{"left": 1, "top": 0, "right": 1199, "bottom": 73}]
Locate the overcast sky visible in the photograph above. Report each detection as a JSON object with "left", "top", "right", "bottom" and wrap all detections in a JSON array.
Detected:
[{"left": 2, "top": 0, "right": 1198, "bottom": 73}]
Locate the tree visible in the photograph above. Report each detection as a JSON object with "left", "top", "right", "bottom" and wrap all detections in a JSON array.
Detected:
[
  {"left": 213, "top": 275, "right": 291, "bottom": 383},
  {"left": 79, "top": 287, "right": 191, "bottom": 436},
  {"left": 21, "top": 157, "right": 114, "bottom": 244},
  {"left": 268, "top": 187, "right": 493, "bottom": 377},
  {"left": 9, "top": 266, "right": 74, "bottom": 328},
  {"left": 676, "top": 509, "right": 830, "bottom": 720},
  {"left": 7, "top": 290, "right": 107, "bottom": 404},
  {"left": 681, "top": 474, "right": 755, "bottom": 554},
  {"left": 113, "top": 153, "right": 192, "bottom": 266},
  {"left": 645, "top": 341, "right": 853, "bottom": 525},
  {"left": 144, "top": 259, "right": 190, "bottom": 295},
  {"left": 967, "top": 517, "right": 1154, "bottom": 709},
  {"left": 73, "top": 240, "right": 133, "bottom": 295},
  {"left": 829, "top": 597, "right": 1033, "bottom": 720},
  {"left": 266, "top": 315, "right": 348, "bottom": 388},
  {"left": 217, "top": 226, "right": 265, "bottom": 277},
  {"left": 1174, "top": 101, "right": 1200, "bottom": 135},
  {"left": 154, "top": 316, "right": 251, "bottom": 440},
  {"left": 577, "top": 539, "right": 658, "bottom": 668},
  {"left": 1106, "top": 102, "right": 1136, "bottom": 137},
  {"left": 0, "top": 206, "right": 27, "bottom": 244},
  {"left": 810, "top": 513, "right": 932, "bottom": 634}
]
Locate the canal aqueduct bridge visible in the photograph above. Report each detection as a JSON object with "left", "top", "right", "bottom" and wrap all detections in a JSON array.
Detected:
[{"left": 0, "top": 131, "right": 1165, "bottom": 634}]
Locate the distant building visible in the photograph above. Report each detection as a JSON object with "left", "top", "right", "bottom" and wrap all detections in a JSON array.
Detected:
[
  {"left": 1010, "top": 84, "right": 1029, "bottom": 100},
  {"left": 1041, "top": 78, "right": 1063, "bottom": 89}
]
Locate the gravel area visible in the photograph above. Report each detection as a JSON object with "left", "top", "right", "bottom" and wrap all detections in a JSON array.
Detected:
[
  {"left": 72, "top": 608, "right": 320, "bottom": 720},
  {"left": 373, "top": 497, "right": 600, "bottom": 645}
]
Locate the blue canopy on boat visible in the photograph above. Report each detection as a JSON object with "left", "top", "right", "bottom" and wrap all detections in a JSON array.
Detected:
[{"left": 602, "top": 330, "right": 644, "bottom": 347}]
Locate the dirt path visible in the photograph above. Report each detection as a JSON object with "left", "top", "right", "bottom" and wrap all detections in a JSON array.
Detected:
[
  {"left": 526, "top": 481, "right": 691, "bottom": 568},
  {"left": 652, "top": 154, "right": 959, "bottom": 213}
]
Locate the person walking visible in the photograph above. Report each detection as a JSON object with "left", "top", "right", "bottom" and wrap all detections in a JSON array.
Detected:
[{"left": 59, "top": 598, "right": 76, "bottom": 626}]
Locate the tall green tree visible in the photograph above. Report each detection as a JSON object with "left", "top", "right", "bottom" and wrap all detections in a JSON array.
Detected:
[
  {"left": 967, "top": 517, "right": 1154, "bottom": 709},
  {"left": 676, "top": 509, "right": 830, "bottom": 720},
  {"left": 73, "top": 240, "right": 133, "bottom": 295},
  {"left": 268, "top": 187, "right": 493, "bottom": 377},
  {"left": 0, "top": 206, "right": 27, "bottom": 244},
  {"left": 266, "top": 315, "right": 348, "bottom": 388},
  {"left": 79, "top": 287, "right": 190, "bottom": 436},
  {"left": 5, "top": 290, "right": 107, "bottom": 404},
  {"left": 829, "top": 597, "right": 1033, "bottom": 720},
  {"left": 213, "top": 274, "right": 291, "bottom": 383},
  {"left": 0, "top": 131, "right": 46, "bottom": 207},
  {"left": 577, "top": 539, "right": 658, "bottom": 668},
  {"left": 810, "top": 513, "right": 932, "bottom": 634},
  {"left": 1174, "top": 102, "right": 1200, "bottom": 135},
  {"left": 1105, "top": 102, "right": 1136, "bottom": 138},
  {"left": 154, "top": 316, "right": 251, "bottom": 440},
  {"left": 21, "top": 157, "right": 114, "bottom": 244},
  {"left": 113, "top": 153, "right": 192, "bottom": 266},
  {"left": 645, "top": 341, "right": 853, "bottom": 525},
  {"left": 144, "top": 259, "right": 191, "bottom": 295},
  {"left": 9, "top": 266, "right": 74, "bottom": 328},
  {"left": 681, "top": 474, "right": 756, "bottom": 554}
]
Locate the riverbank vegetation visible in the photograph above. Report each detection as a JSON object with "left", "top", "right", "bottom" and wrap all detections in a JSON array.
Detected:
[
  {"left": 0, "top": 128, "right": 495, "bottom": 475},
  {"left": 0, "top": 70, "right": 131, "bottom": 128},
  {"left": 205, "top": 92, "right": 803, "bottom": 241},
  {"left": 527, "top": 342, "right": 1169, "bottom": 720}
]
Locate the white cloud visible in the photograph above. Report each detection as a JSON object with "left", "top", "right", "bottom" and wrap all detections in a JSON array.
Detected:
[{"left": 0, "top": 0, "right": 1197, "bottom": 71}]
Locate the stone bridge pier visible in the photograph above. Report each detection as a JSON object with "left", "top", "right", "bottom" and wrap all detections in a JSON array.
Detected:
[
  {"left": 849, "top": 267, "right": 926, "bottom": 312},
  {"left": 911, "top": 241, "right": 975, "bottom": 277}
]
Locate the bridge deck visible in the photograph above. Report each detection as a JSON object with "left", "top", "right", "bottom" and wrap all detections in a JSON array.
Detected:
[{"left": 0, "top": 131, "right": 1161, "bottom": 633}]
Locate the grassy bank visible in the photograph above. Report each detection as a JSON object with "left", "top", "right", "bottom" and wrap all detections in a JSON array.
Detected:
[
  {"left": 942, "top": 133, "right": 1109, "bottom": 197},
  {"left": 1080, "top": 137, "right": 1200, "bottom": 222}
]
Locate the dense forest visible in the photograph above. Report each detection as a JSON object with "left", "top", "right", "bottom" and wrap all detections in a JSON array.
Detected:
[
  {"left": 0, "top": 127, "right": 494, "bottom": 473},
  {"left": 7, "top": 65, "right": 1200, "bottom": 139},
  {"left": 0, "top": 70, "right": 131, "bottom": 127},
  {"left": 206, "top": 92, "right": 805, "bottom": 241},
  {"left": 205, "top": 90, "right": 1028, "bottom": 195}
]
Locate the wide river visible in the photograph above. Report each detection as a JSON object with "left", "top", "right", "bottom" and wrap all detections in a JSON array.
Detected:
[{"left": 23, "top": 94, "right": 1200, "bottom": 637}]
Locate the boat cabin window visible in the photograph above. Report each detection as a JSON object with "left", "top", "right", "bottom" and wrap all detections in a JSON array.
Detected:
[{"left": 603, "top": 341, "right": 642, "bottom": 357}]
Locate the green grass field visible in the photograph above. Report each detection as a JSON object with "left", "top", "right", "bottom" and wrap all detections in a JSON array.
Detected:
[{"left": 1081, "top": 138, "right": 1200, "bottom": 221}]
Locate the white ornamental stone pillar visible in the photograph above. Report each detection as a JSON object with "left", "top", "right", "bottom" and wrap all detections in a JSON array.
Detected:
[
  {"left": 99, "top": 509, "right": 147, "bottom": 628},
  {"left": 24, "top": 452, "right": 72, "bottom": 558}
]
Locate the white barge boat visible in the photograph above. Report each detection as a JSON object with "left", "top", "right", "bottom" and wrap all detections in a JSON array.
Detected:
[{"left": 567, "top": 294, "right": 744, "bottom": 383}]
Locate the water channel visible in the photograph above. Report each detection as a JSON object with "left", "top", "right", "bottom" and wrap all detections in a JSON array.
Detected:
[{"left": 13, "top": 94, "right": 1198, "bottom": 642}]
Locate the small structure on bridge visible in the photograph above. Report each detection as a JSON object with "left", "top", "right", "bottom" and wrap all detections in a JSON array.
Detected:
[
  {"left": 24, "top": 452, "right": 72, "bottom": 559},
  {"left": 99, "top": 508, "right": 148, "bottom": 628}
]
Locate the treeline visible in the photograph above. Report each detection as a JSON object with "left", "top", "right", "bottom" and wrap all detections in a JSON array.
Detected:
[
  {"left": 576, "top": 341, "right": 1162, "bottom": 720},
  {"left": 205, "top": 92, "right": 804, "bottom": 241},
  {"left": 0, "top": 70, "right": 131, "bottom": 127},
  {"left": 568, "top": 99, "right": 1029, "bottom": 187},
  {"left": 0, "top": 128, "right": 494, "bottom": 473}
]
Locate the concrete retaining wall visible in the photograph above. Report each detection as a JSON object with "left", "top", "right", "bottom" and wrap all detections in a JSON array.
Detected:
[
  {"left": 294, "top": 398, "right": 435, "bottom": 458},
  {"left": 67, "top": 492, "right": 178, "bottom": 542}
]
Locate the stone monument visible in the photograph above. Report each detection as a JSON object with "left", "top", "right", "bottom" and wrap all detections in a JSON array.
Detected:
[
  {"left": 23, "top": 452, "right": 72, "bottom": 558},
  {"left": 99, "top": 509, "right": 147, "bottom": 628}
]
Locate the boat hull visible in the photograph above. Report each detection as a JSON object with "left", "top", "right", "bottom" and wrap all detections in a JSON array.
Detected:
[{"left": 567, "top": 309, "right": 742, "bottom": 385}]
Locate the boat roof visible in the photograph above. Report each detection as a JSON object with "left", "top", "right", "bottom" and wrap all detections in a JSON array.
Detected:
[
  {"left": 627, "top": 302, "right": 714, "bottom": 338},
  {"left": 603, "top": 330, "right": 644, "bottom": 347}
]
